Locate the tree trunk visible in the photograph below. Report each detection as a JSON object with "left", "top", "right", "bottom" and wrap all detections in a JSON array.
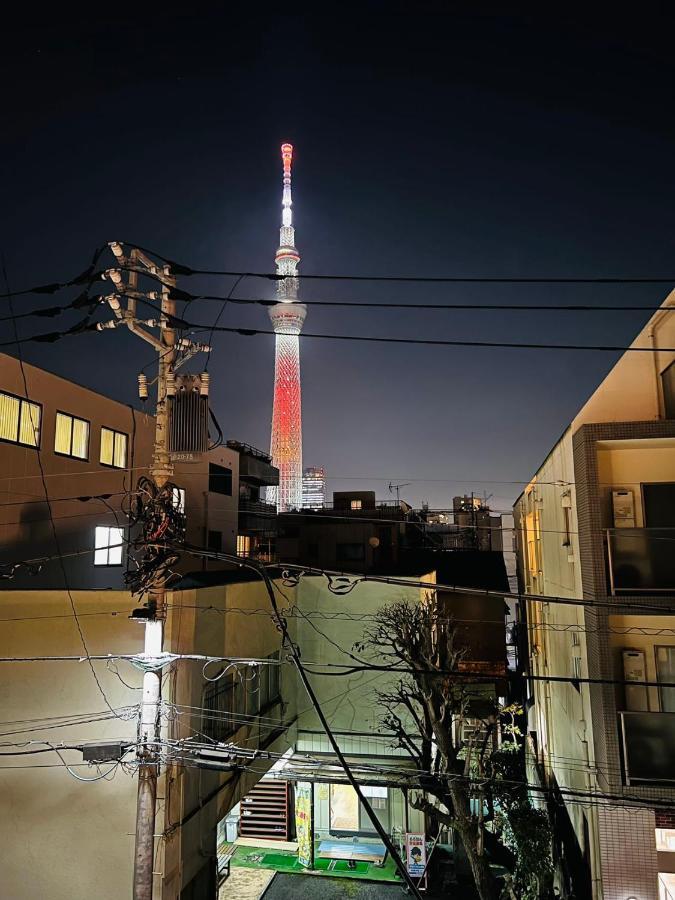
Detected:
[{"left": 456, "top": 819, "right": 501, "bottom": 900}]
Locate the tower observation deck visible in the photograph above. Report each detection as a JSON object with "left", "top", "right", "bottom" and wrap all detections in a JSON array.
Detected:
[{"left": 268, "top": 143, "right": 306, "bottom": 511}]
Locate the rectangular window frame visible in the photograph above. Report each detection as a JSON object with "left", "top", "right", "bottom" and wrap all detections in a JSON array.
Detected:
[
  {"left": 209, "top": 463, "right": 233, "bottom": 496},
  {"left": 662, "top": 359, "right": 675, "bottom": 419},
  {"left": 336, "top": 542, "right": 366, "bottom": 561},
  {"left": 100, "top": 427, "right": 128, "bottom": 469},
  {"left": 54, "top": 410, "right": 90, "bottom": 461},
  {"left": 172, "top": 487, "right": 186, "bottom": 514},
  {"left": 94, "top": 525, "right": 125, "bottom": 567},
  {"left": 0, "top": 390, "right": 42, "bottom": 449},
  {"left": 655, "top": 645, "right": 675, "bottom": 712}
]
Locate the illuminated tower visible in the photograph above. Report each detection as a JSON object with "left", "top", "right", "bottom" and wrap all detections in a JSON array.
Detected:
[{"left": 268, "top": 143, "right": 306, "bottom": 511}]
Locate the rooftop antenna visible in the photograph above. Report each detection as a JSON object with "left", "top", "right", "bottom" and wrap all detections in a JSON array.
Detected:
[{"left": 388, "top": 481, "right": 411, "bottom": 505}]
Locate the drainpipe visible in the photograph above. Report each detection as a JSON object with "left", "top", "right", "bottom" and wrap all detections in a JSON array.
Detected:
[{"left": 581, "top": 735, "right": 603, "bottom": 900}]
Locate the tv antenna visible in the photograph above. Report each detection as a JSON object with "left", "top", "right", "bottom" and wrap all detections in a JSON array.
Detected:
[{"left": 388, "top": 481, "right": 411, "bottom": 504}]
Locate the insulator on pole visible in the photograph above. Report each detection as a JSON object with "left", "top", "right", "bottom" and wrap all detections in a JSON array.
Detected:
[
  {"left": 166, "top": 373, "right": 176, "bottom": 396},
  {"left": 138, "top": 373, "right": 148, "bottom": 400},
  {"left": 200, "top": 373, "right": 210, "bottom": 396}
]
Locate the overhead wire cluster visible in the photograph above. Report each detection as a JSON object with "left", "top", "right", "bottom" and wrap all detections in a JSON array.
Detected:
[{"left": 124, "top": 476, "right": 186, "bottom": 596}]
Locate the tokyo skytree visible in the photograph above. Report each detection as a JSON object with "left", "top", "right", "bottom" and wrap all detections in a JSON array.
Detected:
[{"left": 268, "top": 143, "right": 306, "bottom": 511}]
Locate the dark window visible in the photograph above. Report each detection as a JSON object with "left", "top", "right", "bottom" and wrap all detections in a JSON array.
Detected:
[
  {"left": 208, "top": 530, "right": 222, "bottom": 551},
  {"left": 202, "top": 656, "right": 279, "bottom": 742},
  {"left": 258, "top": 651, "right": 281, "bottom": 710},
  {"left": 663, "top": 360, "right": 675, "bottom": 419},
  {"left": 202, "top": 674, "right": 242, "bottom": 741},
  {"left": 643, "top": 482, "right": 675, "bottom": 527},
  {"left": 209, "top": 463, "right": 232, "bottom": 496},
  {"left": 336, "top": 542, "right": 365, "bottom": 561},
  {"left": 307, "top": 542, "right": 318, "bottom": 558}
]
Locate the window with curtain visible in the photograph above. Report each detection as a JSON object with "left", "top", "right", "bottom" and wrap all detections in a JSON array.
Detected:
[
  {"left": 100, "top": 427, "right": 128, "bottom": 468},
  {"left": 55, "top": 412, "right": 89, "bottom": 459},
  {"left": 0, "top": 391, "right": 41, "bottom": 447}
]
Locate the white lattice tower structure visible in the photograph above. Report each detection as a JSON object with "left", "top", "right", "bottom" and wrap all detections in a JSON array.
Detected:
[{"left": 268, "top": 143, "right": 306, "bottom": 511}]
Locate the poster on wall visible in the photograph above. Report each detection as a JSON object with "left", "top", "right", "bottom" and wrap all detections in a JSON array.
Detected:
[
  {"left": 405, "top": 831, "right": 427, "bottom": 879},
  {"left": 295, "top": 782, "right": 314, "bottom": 869}
]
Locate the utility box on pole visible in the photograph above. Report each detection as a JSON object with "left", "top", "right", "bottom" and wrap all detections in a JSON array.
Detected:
[{"left": 168, "top": 373, "right": 210, "bottom": 464}]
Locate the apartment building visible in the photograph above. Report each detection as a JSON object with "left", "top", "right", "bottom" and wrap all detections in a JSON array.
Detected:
[
  {"left": 0, "top": 353, "right": 278, "bottom": 587},
  {"left": 513, "top": 295, "right": 675, "bottom": 900}
]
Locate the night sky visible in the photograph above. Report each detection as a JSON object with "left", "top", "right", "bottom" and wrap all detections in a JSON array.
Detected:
[{"left": 3, "top": 6, "right": 675, "bottom": 512}]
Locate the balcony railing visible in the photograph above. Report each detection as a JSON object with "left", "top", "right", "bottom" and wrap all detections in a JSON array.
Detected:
[
  {"left": 606, "top": 528, "right": 675, "bottom": 594},
  {"left": 619, "top": 710, "right": 675, "bottom": 785},
  {"left": 239, "top": 501, "right": 277, "bottom": 517},
  {"left": 239, "top": 501, "right": 277, "bottom": 535}
]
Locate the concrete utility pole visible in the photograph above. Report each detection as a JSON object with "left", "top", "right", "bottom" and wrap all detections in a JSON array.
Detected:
[{"left": 102, "top": 243, "right": 203, "bottom": 900}]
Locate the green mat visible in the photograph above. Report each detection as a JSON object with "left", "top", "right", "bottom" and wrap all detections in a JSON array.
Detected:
[{"left": 232, "top": 845, "right": 400, "bottom": 882}]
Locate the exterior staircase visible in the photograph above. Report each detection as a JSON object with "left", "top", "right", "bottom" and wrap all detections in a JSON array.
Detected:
[{"left": 239, "top": 779, "right": 290, "bottom": 841}]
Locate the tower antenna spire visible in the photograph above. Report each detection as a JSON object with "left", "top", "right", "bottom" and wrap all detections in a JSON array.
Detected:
[{"left": 268, "top": 143, "right": 306, "bottom": 511}]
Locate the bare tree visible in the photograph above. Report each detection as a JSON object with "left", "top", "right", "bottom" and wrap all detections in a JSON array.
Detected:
[{"left": 355, "top": 594, "right": 503, "bottom": 900}]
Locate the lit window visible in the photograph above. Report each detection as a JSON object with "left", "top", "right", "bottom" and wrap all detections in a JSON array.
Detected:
[
  {"left": 55, "top": 412, "right": 89, "bottom": 459},
  {"left": 172, "top": 487, "right": 186, "bottom": 514},
  {"left": 94, "top": 526, "right": 124, "bottom": 566},
  {"left": 0, "top": 391, "right": 41, "bottom": 447},
  {"left": 656, "top": 828, "right": 675, "bottom": 851},
  {"left": 100, "top": 427, "right": 128, "bottom": 468},
  {"left": 237, "top": 535, "right": 251, "bottom": 557},
  {"left": 361, "top": 784, "right": 388, "bottom": 810},
  {"left": 350, "top": 499, "right": 362, "bottom": 510}
]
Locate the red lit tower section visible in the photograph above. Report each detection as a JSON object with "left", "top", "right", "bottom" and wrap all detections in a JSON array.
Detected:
[{"left": 268, "top": 143, "right": 306, "bottom": 511}]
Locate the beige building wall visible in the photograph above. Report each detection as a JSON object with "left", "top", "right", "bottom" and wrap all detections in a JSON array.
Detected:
[
  {"left": 0, "top": 578, "right": 299, "bottom": 900},
  {"left": 514, "top": 292, "right": 675, "bottom": 900},
  {"left": 0, "top": 590, "right": 144, "bottom": 900},
  {"left": 160, "top": 578, "right": 298, "bottom": 898},
  {"left": 571, "top": 290, "right": 675, "bottom": 429},
  {"left": 515, "top": 431, "right": 598, "bottom": 886}
]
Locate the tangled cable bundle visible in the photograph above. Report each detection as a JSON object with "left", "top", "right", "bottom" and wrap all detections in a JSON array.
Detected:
[{"left": 125, "top": 476, "right": 186, "bottom": 596}]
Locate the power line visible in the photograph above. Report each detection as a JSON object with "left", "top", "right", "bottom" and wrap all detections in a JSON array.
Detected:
[
  {"left": 6, "top": 307, "right": 675, "bottom": 355},
  {"left": 115, "top": 244, "right": 675, "bottom": 285},
  {"left": 167, "top": 602, "right": 675, "bottom": 637},
  {"left": 168, "top": 290, "right": 675, "bottom": 314},
  {"left": 253, "top": 557, "right": 675, "bottom": 614},
  {"left": 0, "top": 490, "right": 129, "bottom": 508},
  {"left": 5, "top": 241, "right": 675, "bottom": 299},
  {"left": 189, "top": 321, "right": 675, "bottom": 354}
]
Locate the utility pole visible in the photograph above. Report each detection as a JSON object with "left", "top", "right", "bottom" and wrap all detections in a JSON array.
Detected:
[{"left": 101, "top": 243, "right": 207, "bottom": 900}]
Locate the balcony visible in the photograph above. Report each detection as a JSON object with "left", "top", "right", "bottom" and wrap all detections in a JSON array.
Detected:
[
  {"left": 606, "top": 528, "right": 675, "bottom": 594},
  {"left": 619, "top": 711, "right": 675, "bottom": 785},
  {"left": 239, "top": 501, "right": 277, "bottom": 534}
]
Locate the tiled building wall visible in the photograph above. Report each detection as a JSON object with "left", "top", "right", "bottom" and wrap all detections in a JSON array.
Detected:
[
  {"left": 573, "top": 421, "right": 675, "bottom": 795},
  {"left": 598, "top": 806, "right": 658, "bottom": 900}
]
